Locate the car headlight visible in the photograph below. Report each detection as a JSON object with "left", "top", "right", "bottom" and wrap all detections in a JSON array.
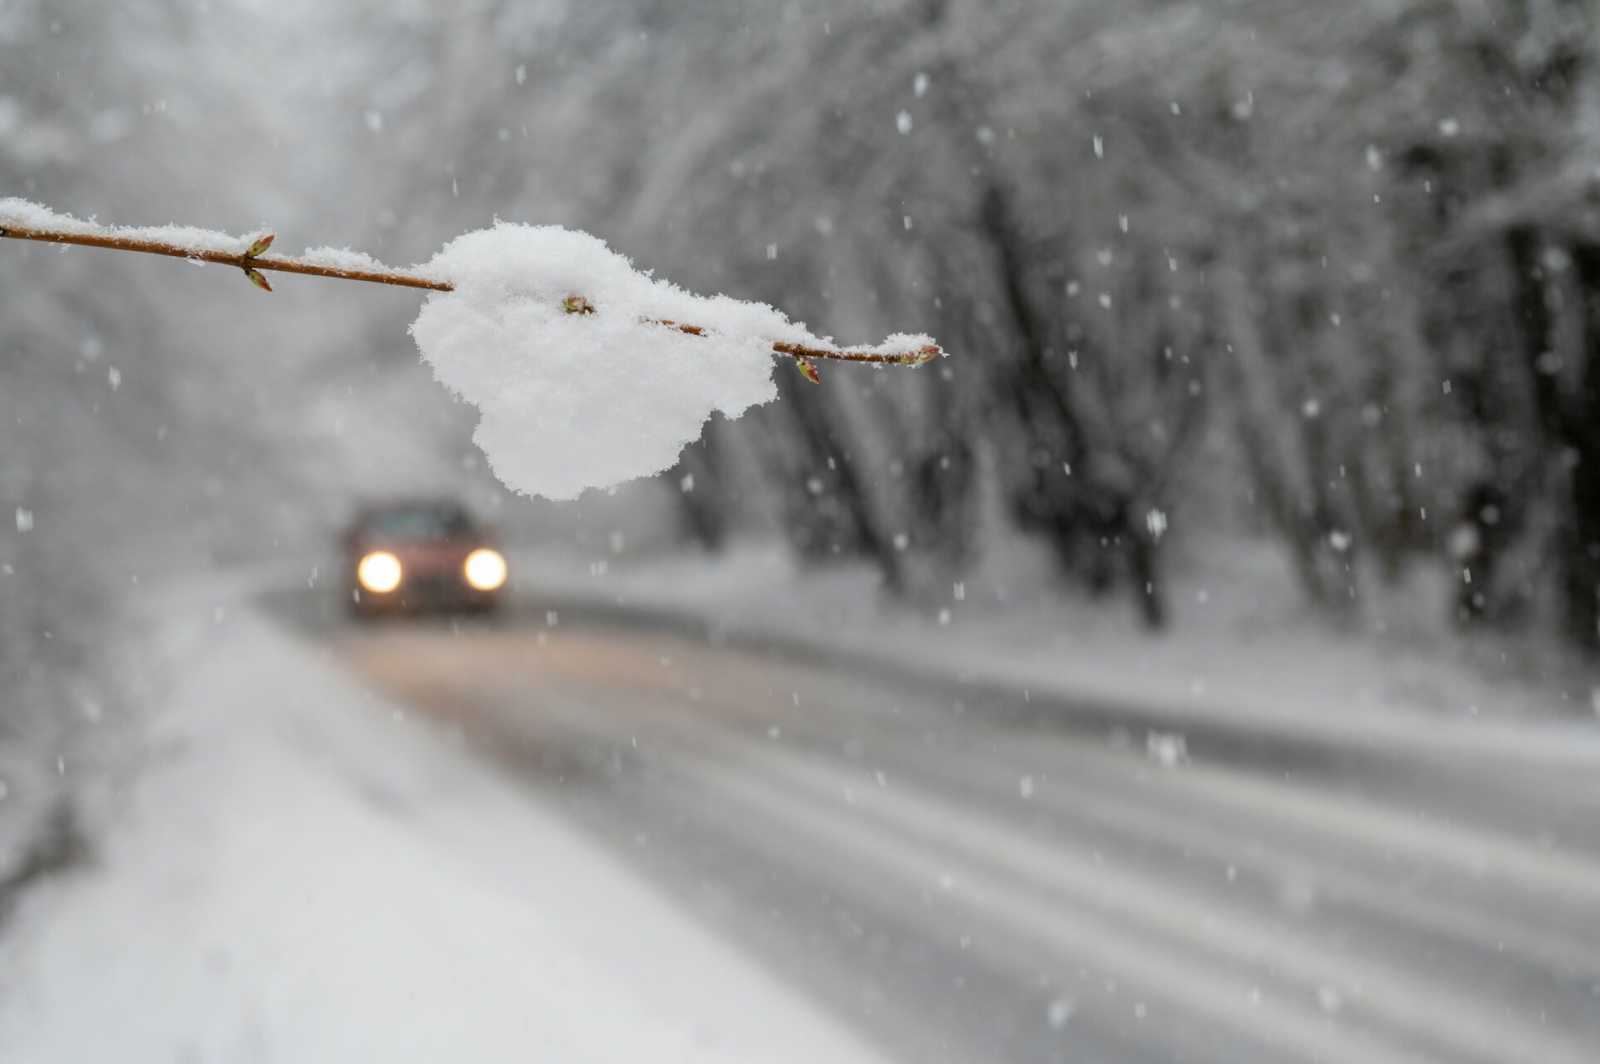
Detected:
[
  {"left": 462, "top": 548, "right": 508, "bottom": 591},
  {"left": 356, "top": 550, "right": 403, "bottom": 594}
]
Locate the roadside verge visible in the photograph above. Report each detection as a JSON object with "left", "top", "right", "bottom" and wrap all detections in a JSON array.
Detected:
[
  {"left": 0, "top": 578, "right": 889, "bottom": 1064},
  {"left": 504, "top": 547, "right": 1600, "bottom": 775}
]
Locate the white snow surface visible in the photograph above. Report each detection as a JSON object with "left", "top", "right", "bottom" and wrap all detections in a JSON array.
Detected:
[
  {"left": 0, "top": 197, "right": 267, "bottom": 256},
  {"left": 297, "top": 244, "right": 393, "bottom": 272},
  {"left": 0, "top": 580, "right": 887, "bottom": 1064},
  {"left": 411, "top": 223, "right": 929, "bottom": 501},
  {"left": 509, "top": 539, "right": 1600, "bottom": 771}
]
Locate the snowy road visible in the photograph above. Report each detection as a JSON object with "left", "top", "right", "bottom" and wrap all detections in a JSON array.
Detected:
[{"left": 326, "top": 608, "right": 1600, "bottom": 1064}]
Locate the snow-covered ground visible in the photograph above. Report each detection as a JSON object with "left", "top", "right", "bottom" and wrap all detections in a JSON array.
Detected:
[
  {"left": 4, "top": 535, "right": 1597, "bottom": 1063},
  {"left": 0, "top": 576, "right": 887, "bottom": 1064},
  {"left": 509, "top": 535, "right": 1600, "bottom": 770}
]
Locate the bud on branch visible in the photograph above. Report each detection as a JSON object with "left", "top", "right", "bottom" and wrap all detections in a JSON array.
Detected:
[{"left": 0, "top": 218, "right": 942, "bottom": 380}]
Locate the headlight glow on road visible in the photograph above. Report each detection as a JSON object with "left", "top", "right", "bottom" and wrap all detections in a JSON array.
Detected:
[
  {"left": 463, "top": 548, "right": 508, "bottom": 591},
  {"left": 356, "top": 550, "right": 403, "bottom": 594}
]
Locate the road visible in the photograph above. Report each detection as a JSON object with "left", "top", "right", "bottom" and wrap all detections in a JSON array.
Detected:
[{"left": 320, "top": 605, "right": 1600, "bottom": 1064}]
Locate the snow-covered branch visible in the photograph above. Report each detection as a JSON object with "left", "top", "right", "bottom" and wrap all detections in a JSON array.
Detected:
[
  {"left": 0, "top": 214, "right": 448, "bottom": 293},
  {"left": 0, "top": 200, "right": 942, "bottom": 375},
  {"left": 1, "top": 199, "right": 945, "bottom": 500}
]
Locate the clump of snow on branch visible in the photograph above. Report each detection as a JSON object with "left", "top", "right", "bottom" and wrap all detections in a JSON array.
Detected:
[
  {"left": 0, "top": 197, "right": 268, "bottom": 257},
  {"left": 2, "top": 199, "right": 939, "bottom": 501},
  {"left": 415, "top": 223, "right": 845, "bottom": 500}
]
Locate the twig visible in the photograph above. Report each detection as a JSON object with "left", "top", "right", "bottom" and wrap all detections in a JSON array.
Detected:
[
  {"left": 0, "top": 222, "right": 451, "bottom": 292},
  {"left": 0, "top": 221, "right": 942, "bottom": 380}
]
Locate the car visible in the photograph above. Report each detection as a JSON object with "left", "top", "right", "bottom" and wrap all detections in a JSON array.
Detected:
[{"left": 343, "top": 499, "right": 509, "bottom": 617}]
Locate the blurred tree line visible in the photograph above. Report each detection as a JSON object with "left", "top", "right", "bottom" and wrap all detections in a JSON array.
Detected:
[
  {"left": 6, "top": 0, "right": 1600, "bottom": 656},
  {"left": 368, "top": 0, "right": 1600, "bottom": 648},
  {"left": 0, "top": 0, "right": 458, "bottom": 868}
]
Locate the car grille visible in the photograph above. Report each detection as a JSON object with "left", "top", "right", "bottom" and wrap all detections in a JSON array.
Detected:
[{"left": 399, "top": 571, "right": 466, "bottom": 604}]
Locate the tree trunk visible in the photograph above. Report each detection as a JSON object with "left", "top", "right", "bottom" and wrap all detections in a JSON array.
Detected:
[
  {"left": 1563, "top": 241, "right": 1600, "bottom": 649},
  {"left": 672, "top": 433, "right": 728, "bottom": 551}
]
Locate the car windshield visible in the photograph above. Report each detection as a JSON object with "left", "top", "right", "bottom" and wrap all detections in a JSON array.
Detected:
[
  {"left": 364, "top": 506, "right": 473, "bottom": 543},
  {"left": 6, "top": 3, "right": 1600, "bottom": 1063}
]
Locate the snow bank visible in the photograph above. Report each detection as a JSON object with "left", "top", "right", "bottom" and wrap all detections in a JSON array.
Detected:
[
  {"left": 0, "top": 593, "right": 886, "bottom": 1064},
  {"left": 414, "top": 224, "right": 816, "bottom": 500},
  {"left": 0, "top": 197, "right": 266, "bottom": 256},
  {"left": 506, "top": 540, "right": 1600, "bottom": 771}
]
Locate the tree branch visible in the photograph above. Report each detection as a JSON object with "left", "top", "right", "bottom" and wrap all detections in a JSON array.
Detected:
[
  {"left": 0, "top": 220, "right": 942, "bottom": 377},
  {"left": 0, "top": 222, "right": 450, "bottom": 292}
]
